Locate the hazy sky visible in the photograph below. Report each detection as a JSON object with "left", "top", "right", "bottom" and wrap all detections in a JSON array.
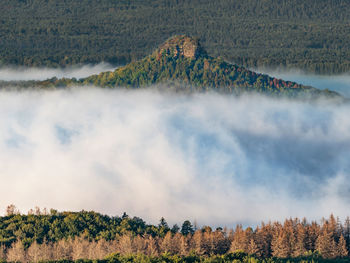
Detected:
[{"left": 0, "top": 87, "right": 349, "bottom": 227}]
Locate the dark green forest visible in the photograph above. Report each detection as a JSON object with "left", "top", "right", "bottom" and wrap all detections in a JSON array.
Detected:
[
  {"left": 1, "top": 0, "right": 350, "bottom": 74},
  {"left": 0, "top": 205, "right": 350, "bottom": 262}
]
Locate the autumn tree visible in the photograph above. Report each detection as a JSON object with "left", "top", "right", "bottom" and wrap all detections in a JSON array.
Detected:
[
  {"left": 5, "top": 204, "right": 19, "bottom": 216},
  {"left": 337, "top": 234, "right": 348, "bottom": 258},
  {"left": 6, "top": 239, "right": 26, "bottom": 262},
  {"left": 271, "top": 231, "right": 290, "bottom": 258},
  {"left": 159, "top": 232, "right": 173, "bottom": 253},
  {"left": 145, "top": 235, "right": 158, "bottom": 256},
  {"left": 293, "top": 223, "right": 307, "bottom": 257},
  {"left": 230, "top": 225, "right": 250, "bottom": 252},
  {"left": 117, "top": 234, "right": 133, "bottom": 255},
  {"left": 316, "top": 228, "right": 337, "bottom": 259}
]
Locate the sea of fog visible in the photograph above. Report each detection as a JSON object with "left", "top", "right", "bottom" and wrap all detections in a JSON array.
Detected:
[{"left": 0, "top": 66, "right": 349, "bottom": 226}]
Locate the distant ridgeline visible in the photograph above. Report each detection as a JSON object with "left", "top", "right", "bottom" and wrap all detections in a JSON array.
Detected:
[{"left": 33, "top": 36, "right": 340, "bottom": 99}]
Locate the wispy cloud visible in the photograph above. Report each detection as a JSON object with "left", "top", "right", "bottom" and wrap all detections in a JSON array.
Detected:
[
  {"left": 0, "top": 88, "right": 349, "bottom": 227},
  {"left": 0, "top": 63, "right": 116, "bottom": 81}
]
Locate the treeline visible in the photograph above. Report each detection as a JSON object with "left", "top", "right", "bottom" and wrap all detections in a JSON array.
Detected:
[
  {"left": 1, "top": 249, "right": 349, "bottom": 263},
  {"left": 1, "top": 0, "right": 350, "bottom": 74},
  {"left": 1, "top": 205, "right": 350, "bottom": 261}
]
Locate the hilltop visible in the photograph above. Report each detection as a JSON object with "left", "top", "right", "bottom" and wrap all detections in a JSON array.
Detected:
[{"left": 38, "top": 35, "right": 340, "bottom": 99}]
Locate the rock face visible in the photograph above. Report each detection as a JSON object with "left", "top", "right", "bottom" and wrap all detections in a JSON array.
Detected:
[{"left": 156, "top": 35, "right": 204, "bottom": 59}]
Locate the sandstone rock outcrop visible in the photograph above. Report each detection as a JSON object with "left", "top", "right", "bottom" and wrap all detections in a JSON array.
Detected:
[{"left": 156, "top": 35, "right": 205, "bottom": 59}]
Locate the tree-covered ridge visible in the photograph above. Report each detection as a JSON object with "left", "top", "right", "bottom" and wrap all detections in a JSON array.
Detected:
[
  {"left": 1, "top": 0, "right": 350, "bottom": 73},
  {"left": 42, "top": 36, "right": 339, "bottom": 99},
  {"left": 1, "top": 206, "right": 350, "bottom": 261}
]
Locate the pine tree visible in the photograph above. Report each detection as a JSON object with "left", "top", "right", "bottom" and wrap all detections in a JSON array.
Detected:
[
  {"left": 181, "top": 220, "right": 194, "bottom": 236},
  {"left": 145, "top": 235, "right": 158, "bottom": 256},
  {"left": 27, "top": 241, "right": 53, "bottom": 261},
  {"left": 248, "top": 239, "right": 260, "bottom": 256},
  {"left": 158, "top": 217, "right": 170, "bottom": 236},
  {"left": 271, "top": 231, "right": 290, "bottom": 258},
  {"left": 171, "top": 224, "right": 180, "bottom": 234},
  {"left": 203, "top": 230, "right": 215, "bottom": 255},
  {"left": 212, "top": 230, "right": 230, "bottom": 255},
  {"left": 27, "top": 241, "right": 42, "bottom": 262},
  {"left": 117, "top": 235, "right": 133, "bottom": 255},
  {"left": 52, "top": 238, "right": 73, "bottom": 260},
  {"left": 293, "top": 224, "right": 307, "bottom": 257},
  {"left": 72, "top": 236, "right": 91, "bottom": 260},
  {"left": 337, "top": 234, "right": 348, "bottom": 258},
  {"left": 133, "top": 235, "right": 147, "bottom": 254},
  {"left": 344, "top": 217, "right": 350, "bottom": 252},
  {"left": 0, "top": 245, "right": 6, "bottom": 260},
  {"left": 328, "top": 214, "right": 339, "bottom": 240},
  {"left": 92, "top": 239, "right": 110, "bottom": 260},
  {"left": 230, "top": 225, "right": 249, "bottom": 252},
  {"left": 316, "top": 228, "right": 337, "bottom": 259},
  {"left": 6, "top": 239, "right": 26, "bottom": 262},
  {"left": 5, "top": 204, "right": 19, "bottom": 216},
  {"left": 256, "top": 223, "right": 273, "bottom": 258},
  {"left": 305, "top": 221, "right": 320, "bottom": 252},
  {"left": 191, "top": 230, "right": 204, "bottom": 255},
  {"left": 159, "top": 232, "right": 173, "bottom": 253},
  {"left": 178, "top": 234, "right": 189, "bottom": 256}
]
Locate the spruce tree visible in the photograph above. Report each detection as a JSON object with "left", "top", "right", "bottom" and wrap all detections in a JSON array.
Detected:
[{"left": 337, "top": 234, "right": 348, "bottom": 258}]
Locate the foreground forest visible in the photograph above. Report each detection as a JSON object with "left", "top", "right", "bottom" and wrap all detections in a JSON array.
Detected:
[
  {"left": 0, "top": 205, "right": 350, "bottom": 262},
  {"left": 1, "top": 0, "right": 350, "bottom": 73}
]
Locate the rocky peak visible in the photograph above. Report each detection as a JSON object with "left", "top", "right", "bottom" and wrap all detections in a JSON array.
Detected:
[{"left": 156, "top": 35, "right": 205, "bottom": 59}]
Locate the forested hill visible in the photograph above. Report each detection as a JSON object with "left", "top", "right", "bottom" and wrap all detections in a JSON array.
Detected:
[
  {"left": 39, "top": 36, "right": 340, "bottom": 100},
  {"left": 1, "top": 0, "right": 350, "bottom": 74}
]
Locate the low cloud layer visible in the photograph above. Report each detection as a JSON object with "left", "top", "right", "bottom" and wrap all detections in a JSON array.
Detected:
[
  {"left": 259, "top": 68, "right": 350, "bottom": 98},
  {"left": 0, "top": 63, "right": 116, "bottom": 81},
  {"left": 0, "top": 88, "right": 349, "bottom": 227}
]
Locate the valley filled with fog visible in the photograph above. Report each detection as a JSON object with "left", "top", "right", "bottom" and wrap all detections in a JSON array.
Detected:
[{"left": 0, "top": 67, "right": 349, "bottom": 226}]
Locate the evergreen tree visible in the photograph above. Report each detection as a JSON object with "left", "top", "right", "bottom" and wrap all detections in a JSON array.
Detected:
[
  {"left": 293, "top": 224, "right": 307, "bottom": 257},
  {"left": 248, "top": 239, "right": 260, "bottom": 256},
  {"left": 344, "top": 216, "right": 350, "bottom": 252},
  {"left": 316, "top": 228, "right": 337, "bottom": 259},
  {"left": 171, "top": 224, "right": 180, "bottom": 234},
  {"left": 271, "top": 231, "right": 290, "bottom": 258},
  {"left": 338, "top": 234, "right": 348, "bottom": 258},
  {"left": 181, "top": 220, "right": 194, "bottom": 236}
]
